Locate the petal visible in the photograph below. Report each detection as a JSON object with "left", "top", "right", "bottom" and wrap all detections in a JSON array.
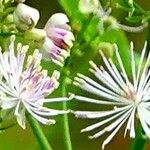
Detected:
[
  {"left": 14, "top": 102, "right": 26, "bottom": 129},
  {"left": 45, "top": 13, "right": 69, "bottom": 29},
  {"left": 1, "top": 97, "right": 18, "bottom": 109}
]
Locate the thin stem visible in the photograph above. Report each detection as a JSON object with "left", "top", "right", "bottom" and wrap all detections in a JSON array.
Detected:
[
  {"left": 130, "top": 124, "right": 147, "bottom": 150},
  {"left": 58, "top": 14, "right": 93, "bottom": 150},
  {"left": 147, "top": 20, "right": 150, "bottom": 53},
  {"left": 116, "top": 2, "right": 144, "bottom": 15},
  {"left": 26, "top": 113, "right": 53, "bottom": 150},
  {"left": 62, "top": 77, "right": 72, "bottom": 150},
  {"left": 130, "top": 137, "right": 146, "bottom": 150},
  {"left": 76, "top": 14, "right": 93, "bottom": 43}
]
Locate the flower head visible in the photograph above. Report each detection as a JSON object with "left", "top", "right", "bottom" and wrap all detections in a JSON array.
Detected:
[
  {"left": 0, "top": 36, "right": 70, "bottom": 129},
  {"left": 43, "top": 13, "right": 74, "bottom": 66},
  {"left": 73, "top": 42, "right": 150, "bottom": 149},
  {"left": 13, "top": 3, "right": 40, "bottom": 31}
]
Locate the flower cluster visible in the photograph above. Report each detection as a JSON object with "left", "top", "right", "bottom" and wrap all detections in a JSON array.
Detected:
[
  {"left": 0, "top": 36, "right": 71, "bottom": 129},
  {"left": 73, "top": 42, "right": 150, "bottom": 149},
  {"left": 13, "top": 2, "right": 74, "bottom": 66},
  {"left": 0, "top": 0, "right": 74, "bottom": 130},
  {"left": 1, "top": 0, "right": 150, "bottom": 150}
]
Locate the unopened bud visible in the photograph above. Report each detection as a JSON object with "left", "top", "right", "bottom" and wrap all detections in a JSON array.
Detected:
[
  {"left": 102, "top": 16, "right": 118, "bottom": 31},
  {"left": 128, "top": 0, "right": 133, "bottom": 7},
  {"left": 79, "top": 0, "right": 99, "bottom": 14},
  {"left": 99, "top": 42, "right": 114, "bottom": 58},
  {"left": 13, "top": 3, "right": 39, "bottom": 31},
  {"left": 44, "top": 13, "right": 74, "bottom": 51},
  {"left": 4, "top": 14, "right": 13, "bottom": 24},
  {"left": 43, "top": 13, "right": 74, "bottom": 66},
  {"left": 99, "top": 16, "right": 119, "bottom": 33},
  {"left": 24, "top": 28, "right": 46, "bottom": 48}
]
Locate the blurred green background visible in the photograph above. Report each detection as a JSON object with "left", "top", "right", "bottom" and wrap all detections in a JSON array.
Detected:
[{"left": 0, "top": 0, "right": 150, "bottom": 150}]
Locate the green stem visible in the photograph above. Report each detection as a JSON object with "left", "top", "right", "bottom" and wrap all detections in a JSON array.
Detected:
[
  {"left": 26, "top": 113, "right": 53, "bottom": 150},
  {"left": 0, "top": 32, "right": 23, "bottom": 37},
  {"left": 130, "top": 125, "right": 147, "bottom": 150},
  {"left": 147, "top": 20, "right": 150, "bottom": 52},
  {"left": 116, "top": 2, "right": 144, "bottom": 15},
  {"left": 130, "top": 137, "right": 146, "bottom": 150},
  {"left": 76, "top": 14, "right": 93, "bottom": 43},
  {"left": 62, "top": 77, "right": 72, "bottom": 150}
]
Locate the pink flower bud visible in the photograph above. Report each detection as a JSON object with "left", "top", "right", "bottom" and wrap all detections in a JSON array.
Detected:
[{"left": 43, "top": 13, "right": 74, "bottom": 66}]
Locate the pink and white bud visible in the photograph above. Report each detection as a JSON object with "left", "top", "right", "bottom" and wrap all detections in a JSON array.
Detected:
[
  {"left": 13, "top": 3, "right": 40, "bottom": 31},
  {"left": 42, "top": 38, "right": 70, "bottom": 67},
  {"left": 43, "top": 13, "right": 74, "bottom": 66}
]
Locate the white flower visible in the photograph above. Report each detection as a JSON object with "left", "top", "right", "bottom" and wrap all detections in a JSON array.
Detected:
[
  {"left": 73, "top": 42, "right": 150, "bottom": 149},
  {"left": 0, "top": 36, "right": 71, "bottom": 129},
  {"left": 13, "top": 3, "right": 40, "bottom": 30},
  {"left": 43, "top": 13, "right": 74, "bottom": 66}
]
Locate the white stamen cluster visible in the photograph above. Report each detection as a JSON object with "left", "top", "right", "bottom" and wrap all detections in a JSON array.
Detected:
[
  {"left": 74, "top": 42, "right": 150, "bottom": 149},
  {"left": 0, "top": 36, "right": 71, "bottom": 129}
]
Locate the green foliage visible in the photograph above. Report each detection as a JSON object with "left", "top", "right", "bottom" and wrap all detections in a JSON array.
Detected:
[
  {"left": 0, "top": 0, "right": 150, "bottom": 150},
  {"left": 59, "top": 0, "right": 131, "bottom": 74}
]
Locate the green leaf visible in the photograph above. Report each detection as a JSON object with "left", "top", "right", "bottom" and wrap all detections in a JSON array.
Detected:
[
  {"left": 126, "top": 15, "right": 142, "bottom": 24},
  {"left": 59, "top": 0, "right": 78, "bottom": 17}
]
